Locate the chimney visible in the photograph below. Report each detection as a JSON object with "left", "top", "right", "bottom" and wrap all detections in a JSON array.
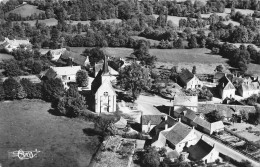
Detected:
[{"left": 165, "top": 115, "right": 168, "bottom": 130}]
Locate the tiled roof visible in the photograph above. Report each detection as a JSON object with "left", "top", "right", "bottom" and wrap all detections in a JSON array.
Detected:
[
  {"left": 44, "top": 68, "right": 57, "bottom": 79},
  {"left": 186, "top": 139, "right": 213, "bottom": 161},
  {"left": 179, "top": 69, "right": 194, "bottom": 84},
  {"left": 184, "top": 109, "right": 197, "bottom": 121},
  {"left": 198, "top": 104, "right": 256, "bottom": 116},
  {"left": 142, "top": 115, "right": 164, "bottom": 125},
  {"left": 91, "top": 70, "right": 102, "bottom": 94},
  {"left": 60, "top": 50, "right": 88, "bottom": 66},
  {"left": 163, "top": 122, "right": 193, "bottom": 145},
  {"left": 214, "top": 72, "right": 225, "bottom": 81},
  {"left": 51, "top": 66, "right": 81, "bottom": 76},
  {"left": 193, "top": 117, "right": 211, "bottom": 131},
  {"left": 218, "top": 76, "right": 235, "bottom": 90}
]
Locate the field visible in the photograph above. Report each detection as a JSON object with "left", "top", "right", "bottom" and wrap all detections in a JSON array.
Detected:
[
  {"left": 0, "top": 100, "right": 100, "bottom": 167},
  {"left": 17, "top": 18, "right": 58, "bottom": 26},
  {"left": 103, "top": 47, "right": 229, "bottom": 74},
  {"left": 0, "top": 53, "right": 13, "bottom": 62},
  {"left": 6, "top": 4, "right": 45, "bottom": 18},
  {"left": 153, "top": 14, "right": 187, "bottom": 26},
  {"left": 131, "top": 36, "right": 160, "bottom": 46}
]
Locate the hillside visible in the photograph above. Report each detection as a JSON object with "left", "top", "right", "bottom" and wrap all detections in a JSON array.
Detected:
[{"left": 6, "top": 4, "right": 45, "bottom": 18}]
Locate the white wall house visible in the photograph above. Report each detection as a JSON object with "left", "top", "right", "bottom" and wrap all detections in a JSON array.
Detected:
[
  {"left": 1, "top": 37, "right": 31, "bottom": 53},
  {"left": 178, "top": 69, "right": 203, "bottom": 90},
  {"left": 218, "top": 76, "right": 236, "bottom": 100},
  {"left": 44, "top": 66, "right": 81, "bottom": 89}
]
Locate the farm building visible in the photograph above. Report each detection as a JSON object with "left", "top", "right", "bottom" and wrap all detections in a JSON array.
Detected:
[
  {"left": 217, "top": 75, "right": 236, "bottom": 100},
  {"left": 44, "top": 66, "right": 81, "bottom": 89},
  {"left": 178, "top": 69, "right": 203, "bottom": 90},
  {"left": 152, "top": 121, "right": 198, "bottom": 153},
  {"left": 0, "top": 37, "right": 31, "bottom": 53}
]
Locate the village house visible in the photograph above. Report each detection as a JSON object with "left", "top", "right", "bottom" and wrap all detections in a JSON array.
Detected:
[
  {"left": 46, "top": 48, "right": 67, "bottom": 61},
  {"left": 120, "top": 54, "right": 140, "bottom": 68},
  {"left": 0, "top": 37, "right": 31, "bottom": 53},
  {"left": 174, "top": 106, "right": 225, "bottom": 134},
  {"left": 237, "top": 82, "right": 260, "bottom": 98},
  {"left": 152, "top": 121, "right": 198, "bottom": 153},
  {"left": 91, "top": 56, "right": 117, "bottom": 113},
  {"left": 44, "top": 66, "right": 81, "bottom": 89},
  {"left": 142, "top": 115, "right": 166, "bottom": 133},
  {"left": 184, "top": 139, "right": 219, "bottom": 163},
  {"left": 173, "top": 95, "right": 198, "bottom": 112},
  {"left": 57, "top": 50, "right": 90, "bottom": 67},
  {"left": 178, "top": 69, "right": 203, "bottom": 90},
  {"left": 217, "top": 75, "right": 236, "bottom": 100}
]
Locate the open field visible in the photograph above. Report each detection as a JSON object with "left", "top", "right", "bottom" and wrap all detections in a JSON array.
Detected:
[
  {"left": 153, "top": 14, "right": 187, "bottom": 26},
  {"left": 7, "top": 4, "right": 44, "bottom": 18},
  {"left": 0, "top": 99, "right": 100, "bottom": 167},
  {"left": 0, "top": 53, "right": 13, "bottom": 62},
  {"left": 131, "top": 36, "right": 160, "bottom": 46},
  {"left": 17, "top": 18, "right": 58, "bottom": 26}
]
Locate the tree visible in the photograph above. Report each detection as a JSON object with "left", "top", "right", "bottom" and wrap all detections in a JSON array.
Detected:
[
  {"left": 0, "top": 84, "right": 5, "bottom": 100},
  {"left": 3, "top": 77, "right": 26, "bottom": 99},
  {"left": 76, "top": 70, "right": 88, "bottom": 87},
  {"left": 174, "top": 38, "right": 184, "bottom": 49},
  {"left": 192, "top": 66, "right": 196, "bottom": 74},
  {"left": 3, "top": 59, "right": 22, "bottom": 77},
  {"left": 188, "top": 35, "right": 198, "bottom": 48},
  {"left": 142, "top": 147, "right": 160, "bottom": 167},
  {"left": 57, "top": 86, "right": 86, "bottom": 117},
  {"left": 20, "top": 78, "right": 35, "bottom": 99},
  {"left": 133, "top": 40, "right": 157, "bottom": 66},
  {"left": 32, "top": 61, "right": 42, "bottom": 74},
  {"left": 117, "top": 62, "right": 152, "bottom": 101},
  {"left": 82, "top": 47, "right": 105, "bottom": 66},
  {"left": 42, "top": 78, "right": 65, "bottom": 102},
  {"left": 205, "top": 110, "right": 222, "bottom": 123}
]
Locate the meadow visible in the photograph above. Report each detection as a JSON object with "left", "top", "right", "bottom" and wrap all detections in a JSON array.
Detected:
[
  {"left": 7, "top": 4, "right": 44, "bottom": 17},
  {"left": 0, "top": 100, "right": 100, "bottom": 167},
  {"left": 0, "top": 53, "right": 13, "bottom": 62}
]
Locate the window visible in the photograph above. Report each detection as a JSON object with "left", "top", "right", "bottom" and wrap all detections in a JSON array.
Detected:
[
  {"left": 103, "top": 92, "right": 108, "bottom": 97},
  {"left": 68, "top": 77, "right": 70, "bottom": 80}
]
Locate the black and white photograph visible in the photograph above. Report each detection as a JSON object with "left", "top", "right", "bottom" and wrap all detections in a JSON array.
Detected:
[{"left": 1, "top": 0, "right": 260, "bottom": 166}]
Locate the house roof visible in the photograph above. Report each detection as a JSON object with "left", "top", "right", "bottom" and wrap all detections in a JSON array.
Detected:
[
  {"left": 184, "top": 109, "right": 197, "bottom": 121},
  {"left": 91, "top": 70, "right": 102, "bottom": 94},
  {"left": 50, "top": 66, "right": 81, "bottom": 76},
  {"left": 214, "top": 72, "right": 225, "bottom": 81},
  {"left": 240, "top": 82, "right": 259, "bottom": 91},
  {"left": 162, "top": 122, "right": 193, "bottom": 145},
  {"left": 193, "top": 117, "right": 211, "bottom": 131},
  {"left": 50, "top": 48, "right": 66, "bottom": 56},
  {"left": 44, "top": 68, "right": 57, "bottom": 79},
  {"left": 218, "top": 76, "right": 235, "bottom": 90},
  {"left": 114, "top": 117, "right": 127, "bottom": 129},
  {"left": 179, "top": 69, "right": 194, "bottom": 84},
  {"left": 186, "top": 139, "right": 214, "bottom": 161},
  {"left": 172, "top": 96, "right": 198, "bottom": 107},
  {"left": 4, "top": 38, "right": 31, "bottom": 47},
  {"left": 60, "top": 50, "right": 88, "bottom": 66},
  {"left": 142, "top": 115, "right": 165, "bottom": 125},
  {"left": 210, "top": 121, "right": 224, "bottom": 131}
]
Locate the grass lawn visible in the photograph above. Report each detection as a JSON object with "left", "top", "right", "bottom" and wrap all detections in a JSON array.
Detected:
[
  {"left": 7, "top": 4, "right": 44, "bottom": 17},
  {"left": 0, "top": 53, "right": 13, "bottom": 62},
  {"left": 0, "top": 99, "right": 100, "bottom": 167}
]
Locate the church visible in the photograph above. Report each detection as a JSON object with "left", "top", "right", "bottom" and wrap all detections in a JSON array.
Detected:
[{"left": 91, "top": 56, "right": 117, "bottom": 113}]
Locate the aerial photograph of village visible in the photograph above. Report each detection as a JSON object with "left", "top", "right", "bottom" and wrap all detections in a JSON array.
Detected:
[{"left": 2, "top": 0, "right": 260, "bottom": 167}]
